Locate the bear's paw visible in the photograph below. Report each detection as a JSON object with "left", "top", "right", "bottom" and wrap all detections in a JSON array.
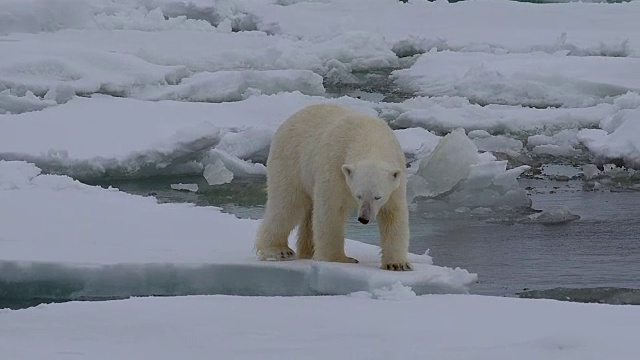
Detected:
[
  {"left": 314, "top": 254, "right": 359, "bottom": 264},
  {"left": 257, "top": 247, "right": 296, "bottom": 261},
  {"left": 382, "top": 262, "right": 413, "bottom": 271}
]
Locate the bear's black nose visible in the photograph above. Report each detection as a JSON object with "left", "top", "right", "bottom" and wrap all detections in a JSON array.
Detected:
[{"left": 358, "top": 217, "right": 369, "bottom": 224}]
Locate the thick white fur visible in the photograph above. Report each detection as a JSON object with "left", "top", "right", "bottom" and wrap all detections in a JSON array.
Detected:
[{"left": 255, "top": 104, "right": 412, "bottom": 271}]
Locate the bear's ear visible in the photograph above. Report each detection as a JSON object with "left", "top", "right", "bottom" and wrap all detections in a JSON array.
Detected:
[{"left": 342, "top": 164, "right": 355, "bottom": 179}]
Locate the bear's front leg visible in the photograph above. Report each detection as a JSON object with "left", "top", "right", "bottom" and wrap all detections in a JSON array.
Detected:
[
  {"left": 377, "top": 190, "right": 412, "bottom": 271},
  {"left": 311, "top": 190, "right": 358, "bottom": 264},
  {"left": 255, "top": 192, "right": 300, "bottom": 261}
]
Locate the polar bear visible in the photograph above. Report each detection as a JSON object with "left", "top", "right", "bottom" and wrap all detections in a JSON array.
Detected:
[{"left": 255, "top": 103, "right": 412, "bottom": 271}]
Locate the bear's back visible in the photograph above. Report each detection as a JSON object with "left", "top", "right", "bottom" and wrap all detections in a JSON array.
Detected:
[{"left": 274, "top": 103, "right": 403, "bottom": 171}]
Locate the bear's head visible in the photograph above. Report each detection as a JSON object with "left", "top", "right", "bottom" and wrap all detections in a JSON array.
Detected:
[{"left": 341, "top": 160, "right": 403, "bottom": 224}]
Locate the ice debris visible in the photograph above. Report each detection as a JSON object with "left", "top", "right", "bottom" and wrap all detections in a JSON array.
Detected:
[
  {"left": 581, "top": 163, "right": 640, "bottom": 191},
  {"left": 203, "top": 158, "right": 234, "bottom": 185},
  {"left": 412, "top": 128, "right": 479, "bottom": 198},
  {"left": 170, "top": 183, "right": 199, "bottom": 192},
  {"left": 407, "top": 128, "right": 531, "bottom": 211},
  {"left": 522, "top": 206, "right": 580, "bottom": 224}
]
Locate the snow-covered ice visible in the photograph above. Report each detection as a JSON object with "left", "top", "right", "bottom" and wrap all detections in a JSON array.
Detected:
[
  {"left": 0, "top": 37, "right": 190, "bottom": 98},
  {"left": 393, "top": 51, "right": 640, "bottom": 108},
  {"left": 389, "top": 95, "right": 632, "bottom": 133},
  {"left": 578, "top": 107, "right": 640, "bottom": 168},
  {"left": 0, "top": 26, "right": 391, "bottom": 110},
  {"left": 3, "top": 0, "right": 640, "bottom": 56},
  {"left": 141, "top": 69, "right": 325, "bottom": 102},
  {"left": 528, "top": 129, "right": 583, "bottom": 158},
  {"left": 1, "top": 0, "right": 640, "bottom": 169},
  {"left": 252, "top": 0, "right": 640, "bottom": 56},
  {"left": 0, "top": 28, "right": 397, "bottom": 79},
  {"left": 0, "top": 161, "right": 477, "bottom": 298},
  {"left": 0, "top": 93, "right": 375, "bottom": 179},
  {"left": 1, "top": 293, "right": 638, "bottom": 360}
]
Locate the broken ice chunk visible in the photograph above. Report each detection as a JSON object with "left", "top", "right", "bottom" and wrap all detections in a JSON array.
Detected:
[
  {"left": 472, "top": 135, "right": 523, "bottom": 156},
  {"left": 324, "top": 59, "right": 359, "bottom": 86},
  {"left": 416, "top": 128, "right": 479, "bottom": 197},
  {"left": 216, "top": 128, "right": 272, "bottom": 161},
  {"left": 203, "top": 158, "right": 234, "bottom": 186},
  {"left": 0, "top": 90, "right": 56, "bottom": 114},
  {"left": 525, "top": 205, "right": 580, "bottom": 224},
  {"left": 206, "top": 149, "right": 266, "bottom": 179},
  {"left": 462, "top": 161, "right": 508, "bottom": 190},
  {"left": 394, "top": 127, "right": 440, "bottom": 159},
  {"left": 467, "top": 130, "right": 491, "bottom": 139},
  {"left": 170, "top": 183, "right": 199, "bottom": 192},
  {"left": 532, "top": 144, "right": 581, "bottom": 157},
  {"left": 582, "top": 164, "right": 601, "bottom": 180},
  {"left": 493, "top": 165, "right": 531, "bottom": 188},
  {"left": 43, "top": 84, "right": 75, "bottom": 104},
  {"left": 406, "top": 174, "right": 432, "bottom": 202}
]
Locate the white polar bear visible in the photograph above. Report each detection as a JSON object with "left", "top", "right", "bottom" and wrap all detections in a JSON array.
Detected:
[{"left": 255, "top": 103, "right": 412, "bottom": 271}]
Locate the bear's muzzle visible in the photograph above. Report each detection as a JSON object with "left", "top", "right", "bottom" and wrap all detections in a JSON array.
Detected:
[{"left": 358, "top": 201, "right": 373, "bottom": 224}]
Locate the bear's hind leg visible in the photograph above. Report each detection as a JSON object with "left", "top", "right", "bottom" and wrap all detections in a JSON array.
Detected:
[
  {"left": 255, "top": 184, "right": 303, "bottom": 261},
  {"left": 296, "top": 202, "right": 314, "bottom": 259}
]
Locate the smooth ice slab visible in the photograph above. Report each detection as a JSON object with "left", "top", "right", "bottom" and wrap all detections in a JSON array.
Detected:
[
  {"left": 1, "top": 294, "right": 639, "bottom": 359},
  {"left": 0, "top": 161, "right": 477, "bottom": 303},
  {"left": 393, "top": 51, "right": 640, "bottom": 107}
]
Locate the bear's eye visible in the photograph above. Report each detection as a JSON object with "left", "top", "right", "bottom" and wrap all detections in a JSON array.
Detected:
[
  {"left": 356, "top": 195, "right": 363, "bottom": 200},
  {"left": 374, "top": 196, "right": 382, "bottom": 200}
]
